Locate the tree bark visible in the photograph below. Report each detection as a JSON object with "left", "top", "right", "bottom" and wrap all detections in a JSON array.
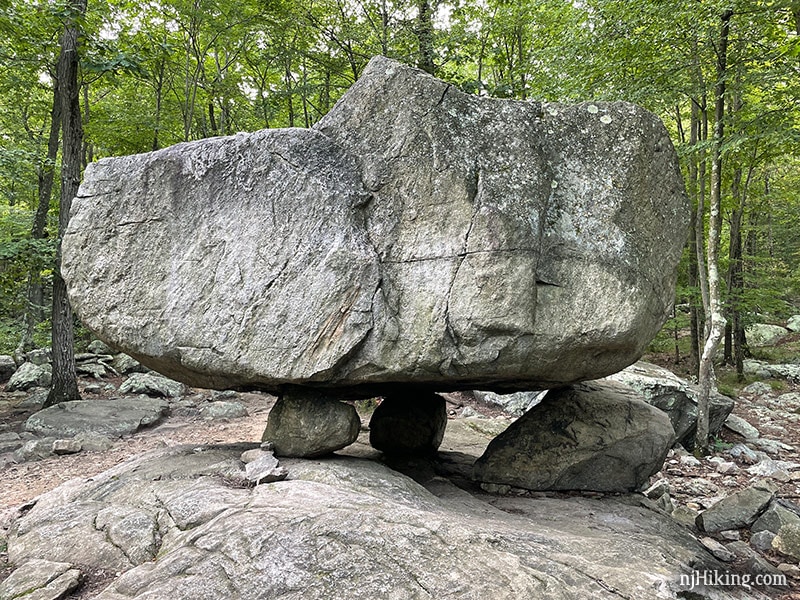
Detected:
[
  {"left": 695, "top": 8, "right": 732, "bottom": 454},
  {"left": 46, "top": 0, "right": 86, "bottom": 408},
  {"left": 415, "top": 0, "right": 435, "bottom": 75}
]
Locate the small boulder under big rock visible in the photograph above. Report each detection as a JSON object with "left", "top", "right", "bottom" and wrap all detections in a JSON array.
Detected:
[
  {"left": 605, "top": 361, "right": 733, "bottom": 448},
  {"left": 472, "top": 390, "right": 546, "bottom": 417},
  {"left": 5, "top": 362, "right": 51, "bottom": 392},
  {"left": 369, "top": 392, "right": 447, "bottom": 456},
  {"left": 473, "top": 380, "right": 675, "bottom": 492},
  {"left": 262, "top": 390, "right": 360, "bottom": 458}
]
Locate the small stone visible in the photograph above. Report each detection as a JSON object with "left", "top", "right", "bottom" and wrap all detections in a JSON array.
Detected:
[
  {"left": 74, "top": 432, "right": 114, "bottom": 452},
  {"left": 264, "top": 390, "right": 360, "bottom": 458},
  {"left": 260, "top": 441, "right": 274, "bottom": 452},
  {"left": 245, "top": 452, "right": 286, "bottom": 484},
  {"left": 700, "top": 537, "right": 735, "bottom": 562},
  {"left": 87, "top": 339, "right": 113, "bottom": 354},
  {"left": 119, "top": 373, "right": 184, "bottom": 398},
  {"left": 212, "top": 390, "right": 240, "bottom": 400},
  {"left": 240, "top": 448, "right": 267, "bottom": 464},
  {"left": 644, "top": 479, "right": 670, "bottom": 500},
  {"left": 13, "top": 438, "right": 56, "bottom": 462},
  {"left": 199, "top": 401, "right": 248, "bottom": 420},
  {"left": 83, "top": 384, "right": 102, "bottom": 394},
  {"left": 725, "top": 540, "right": 757, "bottom": 561},
  {"left": 741, "top": 381, "right": 773, "bottom": 397},
  {"left": 718, "top": 529, "right": 740, "bottom": 541},
  {"left": 773, "top": 523, "right": 800, "bottom": 560},
  {"left": 52, "top": 439, "right": 82, "bottom": 455},
  {"left": 671, "top": 505, "right": 699, "bottom": 527},
  {"left": 724, "top": 414, "right": 759, "bottom": 440},
  {"left": 26, "top": 348, "right": 51, "bottom": 366},
  {"left": 777, "top": 563, "right": 800, "bottom": 577},
  {"left": 716, "top": 461, "right": 739, "bottom": 474},
  {"left": 679, "top": 454, "right": 701, "bottom": 467},
  {"left": 656, "top": 493, "right": 674, "bottom": 514},
  {"left": 726, "top": 443, "right": 759, "bottom": 464},
  {"left": 750, "top": 530, "right": 776, "bottom": 552},
  {"left": 480, "top": 482, "right": 511, "bottom": 495},
  {"left": 460, "top": 406, "right": 478, "bottom": 418},
  {"left": 370, "top": 392, "right": 447, "bottom": 457}
]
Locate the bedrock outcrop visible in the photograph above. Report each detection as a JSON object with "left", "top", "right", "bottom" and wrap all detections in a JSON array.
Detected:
[{"left": 62, "top": 56, "right": 689, "bottom": 394}]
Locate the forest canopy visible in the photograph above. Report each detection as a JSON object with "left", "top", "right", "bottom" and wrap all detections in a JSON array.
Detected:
[{"left": 1, "top": 0, "right": 799, "bottom": 383}]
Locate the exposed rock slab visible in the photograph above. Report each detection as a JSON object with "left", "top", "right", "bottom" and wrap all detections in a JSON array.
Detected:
[
  {"left": 24, "top": 397, "right": 169, "bottom": 438},
  {"left": 63, "top": 56, "right": 689, "bottom": 394},
  {"left": 0, "top": 558, "right": 81, "bottom": 600},
  {"left": 4, "top": 444, "right": 761, "bottom": 600},
  {"left": 473, "top": 380, "right": 675, "bottom": 492},
  {"left": 605, "top": 361, "right": 733, "bottom": 448}
]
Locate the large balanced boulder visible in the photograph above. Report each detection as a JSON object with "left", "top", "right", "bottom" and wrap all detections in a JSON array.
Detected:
[
  {"left": 62, "top": 56, "right": 689, "bottom": 395},
  {"left": 473, "top": 380, "right": 676, "bottom": 492}
]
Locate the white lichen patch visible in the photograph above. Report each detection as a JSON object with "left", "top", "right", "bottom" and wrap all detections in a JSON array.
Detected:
[
  {"left": 600, "top": 115, "right": 613, "bottom": 124},
  {"left": 587, "top": 104, "right": 599, "bottom": 114}
]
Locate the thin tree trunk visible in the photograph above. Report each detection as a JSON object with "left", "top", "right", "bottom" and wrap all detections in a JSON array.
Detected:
[
  {"left": 696, "top": 9, "right": 732, "bottom": 454},
  {"left": 17, "top": 82, "right": 62, "bottom": 357},
  {"left": 46, "top": 0, "right": 86, "bottom": 407},
  {"left": 415, "top": 0, "right": 435, "bottom": 75},
  {"left": 687, "top": 101, "right": 701, "bottom": 377}
]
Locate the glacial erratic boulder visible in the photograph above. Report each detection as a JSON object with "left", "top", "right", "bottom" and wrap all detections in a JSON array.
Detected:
[{"left": 63, "top": 56, "right": 689, "bottom": 394}]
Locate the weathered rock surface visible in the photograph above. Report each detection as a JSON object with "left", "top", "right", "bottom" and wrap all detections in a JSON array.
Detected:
[
  {"left": 369, "top": 392, "right": 447, "bottom": 455},
  {"left": 0, "top": 558, "right": 82, "bottom": 600},
  {"left": 63, "top": 56, "right": 689, "bottom": 394},
  {"left": 745, "top": 324, "right": 790, "bottom": 347},
  {"left": 473, "top": 380, "right": 675, "bottom": 492},
  {"left": 262, "top": 390, "right": 360, "bottom": 457},
  {"left": 5, "top": 362, "right": 51, "bottom": 392},
  {"left": 605, "top": 361, "right": 734, "bottom": 448},
  {"left": 4, "top": 443, "right": 760, "bottom": 600},
  {"left": 751, "top": 500, "right": 800, "bottom": 535},
  {"left": 24, "top": 397, "right": 169, "bottom": 439},
  {"left": 773, "top": 523, "right": 800, "bottom": 560},
  {"left": 472, "top": 390, "right": 546, "bottom": 417},
  {"left": 695, "top": 483, "right": 775, "bottom": 533},
  {"left": 118, "top": 373, "right": 184, "bottom": 398}
]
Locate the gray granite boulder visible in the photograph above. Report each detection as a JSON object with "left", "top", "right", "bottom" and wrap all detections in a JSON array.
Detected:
[
  {"left": 262, "top": 389, "right": 360, "bottom": 457},
  {"left": 63, "top": 56, "right": 688, "bottom": 395},
  {"left": 695, "top": 483, "right": 775, "bottom": 533},
  {"left": 473, "top": 380, "right": 675, "bottom": 492},
  {"left": 24, "top": 397, "right": 169, "bottom": 438},
  {"left": 5, "top": 362, "right": 51, "bottom": 392},
  {"left": 605, "top": 361, "right": 733, "bottom": 448},
  {"left": 0, "top": 354, "right": 16, "bottom": 383}
]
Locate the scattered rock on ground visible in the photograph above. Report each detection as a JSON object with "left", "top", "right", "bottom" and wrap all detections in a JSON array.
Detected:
[
  {"left": 87, "top": 339, "right": 114, "bottom": 355},
  {"left": 262, "top": 390, "right": 360, "bottom": 458},
  {"left": 751, "top": 500, "right": 800, "bottom": 534},
  {"left": 5, "top": 363, "right": 51, "bottom": 392},
  {"left": 695, "top": 483, "right": 775, "bottom": 533},
  {"left": 24, "top": 397, "right": 169, "bottom": 439},
  {"left": 772, "top": 523, "right": 800, "bottom": 560},
  {"left": 118, "top": 373, "right": 184, "bottom": 398},
  {"left": 112, "top": 354, "right": 147, "bottom": 375},
  {"left": 369, "top": 392, "right": 447, "bottom": 456},
  {"left": 786, "top": 314, "right": 800, "bottom": 332},
  {"left": 199, "top": 400, "right": 248, "bottom": 420},
  {"left": 724, "top": 413, "right": 760, "bottom": 441},
  {"left": 473, "top": 380, "right": 675, "bottom": 492}
]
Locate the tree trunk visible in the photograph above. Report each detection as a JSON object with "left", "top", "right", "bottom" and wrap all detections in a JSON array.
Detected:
[
  {"left": 695, "top": 9, "right": 732, "bottom": 455},
  {"left": 17, "top": 82, "right": 62, "bottom": 357},
  {"left": 415, "top": 0, "right": 435, "bottom": 75},
  {"left": 687, "top": 100, "right": 701, "bottom": 377},
  {"left": 46, "top": 0, "right": 86, "bottom": 408}
]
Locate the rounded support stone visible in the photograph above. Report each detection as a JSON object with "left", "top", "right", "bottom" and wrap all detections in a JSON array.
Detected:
[
  {"left": 369, "top": 392, "right": 447, "bottom": 456},
  {"left": 262, "top": 389, "right": 360, "bottom": 458}
]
